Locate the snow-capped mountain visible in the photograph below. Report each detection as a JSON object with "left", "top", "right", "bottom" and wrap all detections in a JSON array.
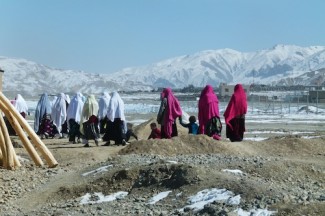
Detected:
[
  {"left": 1, "top": 44, "right": 325, "bottom": 98},
  {"left": 0, "top": 57, "right": 134, "bottom": 98},
  {"left": 108, "top": 44, "right": 325, "bottom": 88}
]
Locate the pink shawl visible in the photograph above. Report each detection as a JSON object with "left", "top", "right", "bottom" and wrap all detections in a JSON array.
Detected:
[
  {"left": 161, "top": 88, "right": 182, "bottom": 137},
  {"left": 223, "top": 84, "right": 247, "bottom": 129},
  {"left": 198, "top": 85, "right": 220, "bottom": 134}
]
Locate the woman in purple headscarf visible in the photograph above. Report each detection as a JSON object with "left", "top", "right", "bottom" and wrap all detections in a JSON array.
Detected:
[
  {"left": 157, "top": 88, "right": 182, "bottom": 139},
  {"left": 224, "top": 84, "right": 247, "bottom": 142},
  {"left": 198, "top": 85, "right": 222, "bottom": 140}
]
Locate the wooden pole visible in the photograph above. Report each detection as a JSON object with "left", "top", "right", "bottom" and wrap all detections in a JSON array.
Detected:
[
  {"left": 0, "top": 113, "right": 14, "bottom": 169},
  {"left": 1, "top": 107, "right": 43, "bottom": 166},
  {"left": 0, "top": 124, "right": 8, "bottom": 168},
  {"left": 0, "top": 92, "right": 58, "bottom": 168},
  {"left": 12, "top": 144, "right": 21, "bottom": 168}
]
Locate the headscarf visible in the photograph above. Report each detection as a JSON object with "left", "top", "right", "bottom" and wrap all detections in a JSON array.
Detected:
[
  {"left": 66, "top": 92, "right": 84, "bottom": 124},
  {"left": 198, "top": 85, "right": 220, "bottom": 134},
  {"left": 160, "top": 88, "right": 182, "bottom": 137},
  {"left": 80, "top": 95, "right": 99, "bottom": 123},
  {"left": 98, "top": 92, "right": 111, "bottom": 120},
  {"left": 34, "top": 93, "right": 52, "bottom": 133},
  {"left": 13, "top": 94, "right": 28, "bottom": 114},
  {"left": 107, "top": 91, "right": 125, "bottom": 121},
  {"left": 223, "top": 84, "right": 248, "bottom": 129},
  {"left": 51, "top": 93, "right": 67, "bottom": 133},
  {"left": 79, "top": 95, "right": 99, "bottom": 135}
]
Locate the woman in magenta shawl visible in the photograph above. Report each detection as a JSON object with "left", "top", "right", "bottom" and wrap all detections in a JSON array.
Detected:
[
  {"left": 224, "top": 84, "right": 247, "bottom": 142},
  {"left": 198, "top": 85, "right": 222, "bottom": 140},
  {"left": 157, "top": 88, "right": 182, "bottom": 138}
]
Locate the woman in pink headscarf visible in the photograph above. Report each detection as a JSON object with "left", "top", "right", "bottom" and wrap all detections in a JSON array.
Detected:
[
  {"left": 198, "top": 85, "right": 222, "bottom": 140},
  {"left": 224, "top": 84, "right": 247, "bottom": 142},
  {"left": 157, "top": 88, "right": 182, "bottom": 138}
]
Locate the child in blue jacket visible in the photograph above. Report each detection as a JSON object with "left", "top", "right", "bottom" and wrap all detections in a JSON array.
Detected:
[{"left": 179, "top": 115, "right": 199, "bottom": 135}]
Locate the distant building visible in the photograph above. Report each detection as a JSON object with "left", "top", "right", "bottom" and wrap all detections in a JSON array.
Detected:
[
  {"left": 219, "top": 83, "right": 250, "bottom": 97},
  {"left": 0, "top": 68, "right": 4, "bottom": 92}
]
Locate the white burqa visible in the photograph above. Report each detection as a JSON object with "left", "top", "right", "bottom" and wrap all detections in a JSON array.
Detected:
[
  {"left": 107, "top": 92, "right": 125, "bottom": 121},
  {"left": 66, "top": 92, "right": 84, "bottom": 124},
  {"left": 13, "top": 94, "right": 28, "bottom": 114},
  {"left": 98, "top": 92, "right": 111, "bottom": 120},
  {"left": 51, "top": 93, "right": 67, "bottom": 133},
  {"left": 107, "top": 92, "right": 126, "bottom": 131}
]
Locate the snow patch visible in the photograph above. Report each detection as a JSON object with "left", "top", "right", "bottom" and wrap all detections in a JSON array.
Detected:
[
  {"left": 82, "top": 165, "right": 113, "bottom": 176},
  {"left": 80, "top": 191, "right": 128, "bottom": 205},
  {"left": 147, "top": 191, "right": 172, "bottom": 204}
]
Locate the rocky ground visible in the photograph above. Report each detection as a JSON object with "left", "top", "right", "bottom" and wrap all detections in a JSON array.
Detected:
[{"left": 0, "top": 119, "right": 324, "bottom": 216}]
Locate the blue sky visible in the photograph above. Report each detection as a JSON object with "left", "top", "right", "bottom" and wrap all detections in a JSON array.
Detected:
[{"left": 1, "top": 0, "right": 325, "bottom": 74}]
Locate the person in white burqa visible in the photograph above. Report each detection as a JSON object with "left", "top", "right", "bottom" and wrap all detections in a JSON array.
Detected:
[
  {"left": 98, "top": 92, "right": 111, "bottom": 134},
  {"left": 66, "top": 92, "right": 84, "bottom": 143},
  {"left": 51, "top": 93, "right": 67, "bottom": 138},
  {"left": 102, "top": 91, "right": 127, "bottom": 146},
  {"left": 79, "top": 95, "right": 100, "bottom": 147},
  {"left": 13, "top": 94, "right": 29, "bottom": 118}
]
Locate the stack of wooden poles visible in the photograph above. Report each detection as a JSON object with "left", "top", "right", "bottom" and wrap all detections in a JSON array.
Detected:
[{"left": 0, "top": 92, "right": 58, "bottom": 170}]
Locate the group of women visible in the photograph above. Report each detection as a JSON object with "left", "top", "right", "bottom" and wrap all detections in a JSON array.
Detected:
[
  {"left": 11, "top": 83, "right": 246, "bottom": 145},
  {"left": 157, "top": 84, "right": 247, "bottom": 142},
  {"left": 34, "top": 91, "right": 127, "bottom": 147}
]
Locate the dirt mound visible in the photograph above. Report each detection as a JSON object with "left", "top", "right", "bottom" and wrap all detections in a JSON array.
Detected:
[
  {"left": 119, "top": 134, "right": 239, "bottom": 156},
  {"left": 53, "top": 161, "right": 200, "bottom": 202},
  {"left": 245, "top": 136, "right": 325, "bottom": 157},
  {"left": 123, "top": 119, "right": 325, "bottom": 158},
  {"left": 122, "top": 135, "right": 325, "bottom": 157}
]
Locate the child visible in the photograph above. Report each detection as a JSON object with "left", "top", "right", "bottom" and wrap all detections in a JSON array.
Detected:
[
  {"left": 125, "top": 122, "right": 138, "bottom": 142},
  {"left": 39, "top": 114, "right": 57, "bottom": 139},
  {"left": 179, "top": 115, "right": 199, "bottom": 135},
  {"left": 148, "top": 122, "right": 161, "bottom": 139}
]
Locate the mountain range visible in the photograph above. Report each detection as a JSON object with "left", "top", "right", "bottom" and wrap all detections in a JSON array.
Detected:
[{"left": 1, "top": 44, "right": 325, "bottom": 98}]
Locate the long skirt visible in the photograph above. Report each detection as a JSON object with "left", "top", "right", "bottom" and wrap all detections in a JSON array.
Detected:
[
  {"left": 102, "top": 118, "right": 126, "bottom": 145},
  {"left": 99, "top": 117, "right": 108, "bottom": 134},
  {"left": 61, "top": 120, "right": 68, "bottom": 134},
  {"left": 160, "top": 120, "right": 178, "bottom": 139},
  {"left": 226, "top": 117, "right": 245, "bottom": 142},
  {"left": 68, "top": 119, "right": 81, "bottom": 143},
  {"left": 82, "top": 116, "right": 100, "bottom": 141}
]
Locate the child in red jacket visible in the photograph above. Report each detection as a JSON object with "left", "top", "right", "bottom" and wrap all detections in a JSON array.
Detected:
[{"left": 148, "top": 122, "right": 161, "bottom": 139}]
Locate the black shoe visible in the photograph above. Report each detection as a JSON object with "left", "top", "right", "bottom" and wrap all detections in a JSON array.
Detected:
[
  {"left": 122, "top": 140, "right": 127, "bottom": 146},
  {"left": 83, "top": 144, "right": 90, "bottom": 147}
]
